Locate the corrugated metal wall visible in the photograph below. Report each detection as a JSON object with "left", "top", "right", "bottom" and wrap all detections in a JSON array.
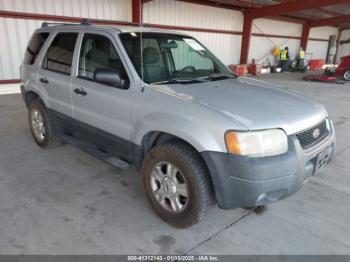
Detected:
[
  {"left": 337, "top": 29, "right": 350, "bottom": 61},
  {"left": 249, "top": 36, "right": 300, "bottom": 65},
  {"left": 143, "top": 0, "right": 243, "bottom": 31},
  {"left": 307, "top": 26, "right": 338, "bottom": 60},
  {"left": 0, "top": 0, "right": 131, "bottom": 21},
  {"left": 0, "top": 0, "right": 340, "bottom": 80},
  {"left": 143, "top": 1, "right": 336, "bottom": 66},
  {"left": 178, "top": 31, "right": 242, "bottom": 66},
  {"left": 0, "top": 17, "right": 41, "bottom": 80},
  {"left": 249, "top": 18, "right": 302, "bottom": 64},
  {"left": 143, "top": 0, "right": 243, "bottom": 66},
  {"left": 0, "top": 0, "right": 131, "bottom": 80}
]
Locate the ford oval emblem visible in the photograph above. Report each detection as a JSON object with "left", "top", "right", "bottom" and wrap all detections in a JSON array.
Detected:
[{"left": 313, "top": 128, "right": 320, "bottom": 139}]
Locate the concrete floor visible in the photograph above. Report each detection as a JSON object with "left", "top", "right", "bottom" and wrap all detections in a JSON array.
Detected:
[{"left": 0, "top": 72, "right": 349, "bottom": 255}]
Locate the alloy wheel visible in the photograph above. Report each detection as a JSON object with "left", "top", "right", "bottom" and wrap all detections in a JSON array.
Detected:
[
  {"left": 150, "top": 161, "right": 189, "bottom": 213},
  {"left": 31, "top": 110, "right": 46, "bottom": 141}
]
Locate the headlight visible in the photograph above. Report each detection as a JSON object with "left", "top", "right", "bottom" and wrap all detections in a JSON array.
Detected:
[{"left": 224, "top": 129, "right": 288, "bottom": 157}]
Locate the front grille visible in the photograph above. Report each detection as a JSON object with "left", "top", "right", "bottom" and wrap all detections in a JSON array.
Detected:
[{"left": 296, "top": 119, "right": 330, "bottom": 150}]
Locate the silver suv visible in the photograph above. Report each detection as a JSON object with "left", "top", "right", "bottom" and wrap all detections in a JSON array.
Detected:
[{"left": 20, "top": 21, "right": 336, "bottom": 228}]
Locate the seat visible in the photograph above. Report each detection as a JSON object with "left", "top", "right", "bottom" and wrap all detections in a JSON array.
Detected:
[
  {"left": 85, "top": 49, "right": 109, "bottom": 78},
  {"left": 142, "top": 47, "right": 166, "bottom": 83}
]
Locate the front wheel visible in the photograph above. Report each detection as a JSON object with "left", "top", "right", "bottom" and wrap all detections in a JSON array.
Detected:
[
  {"left": 141, "top": 142, "right": 211, "bottom": 228},
  {"left": 343, "top": 70, "right": 350, "bottom": 81},
  {"left": 28, "top": 100, "right": 61, "bottom": 148}
]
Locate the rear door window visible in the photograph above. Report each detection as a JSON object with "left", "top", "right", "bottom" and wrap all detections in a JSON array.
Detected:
[
  {"left": 42, "top": 32, "right": 78, "bottom": 75},
  {"left": 23, "top": 32, "right": 49, "bottom": 65}
]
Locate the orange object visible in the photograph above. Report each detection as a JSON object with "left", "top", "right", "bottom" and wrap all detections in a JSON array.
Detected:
[
  {"left": 224, "top": 132, "right": 241, "bottom": 155},
  {"left": 247, "top": 64, "right": 262, "bottom": 75},
  {"left": 228, "top": 64, "right": 247, "bottom": 76},
  {"left": 308, "top": 59, "right": 325, "bottom": 71}
]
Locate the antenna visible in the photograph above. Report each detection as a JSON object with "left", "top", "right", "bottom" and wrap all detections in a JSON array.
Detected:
[{"left": 140, "top": 2, "right": 144, "bottom": 92}]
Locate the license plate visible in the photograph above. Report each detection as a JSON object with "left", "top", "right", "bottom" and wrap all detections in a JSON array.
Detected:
[{"left": 315, "top": 147, "right": 332, "bottom": 172}]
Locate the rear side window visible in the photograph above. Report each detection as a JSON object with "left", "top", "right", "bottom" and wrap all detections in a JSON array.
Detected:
[
  {"left": 43, "top": 33, "right": 78, "bottom": 75},
  {"left": 23, "top": 32, "right": 49, "bottom": 65}
]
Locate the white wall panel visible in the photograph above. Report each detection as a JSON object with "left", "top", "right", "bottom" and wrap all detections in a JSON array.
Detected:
[
  {"left": 249, "top": 36, "right": 300, "bottom": 65},
  {"left": 0, "top": 17, "right": 44, "bottom": 80},
  {"left": 307, "top": 27, "right": 337, "bottom": 61},
  {"left": 309, "top": 26, "right": 338, "bottom": 39},
  {"left": 249, "top": 18, "right": 302, "bottom": 65},
  {"left": 0, "top": 0, "right": 342, "bottom": 80},
  {"left": 178, "top": 31, "right": 241, "bottom": 65},
  {"left": 0, "top": 0, "right": 132, "bottom": 21},
  {"left": 337, "top": 29, "right": 350, "bottom": 61},
  {"left": 252, "top": 18, "right": 302, "bottom": 37},
  {"left": 306, "top": 41, "right": 329, "bottom": 60},
  {"left": 0, "top": 0, "right": 131, "bottom": 80},
  {"left": 143, "top": 0, "right": 242, "bottom": 65},
  {"left": 252, "top": 20, "right": 339, "bottom": 63},
  {"left": 143, "top": 0, "right": 243, "bottom": 31}
]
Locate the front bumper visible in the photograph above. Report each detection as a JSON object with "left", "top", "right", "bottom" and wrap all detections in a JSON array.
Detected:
[{"left": 201, "top": 122, "right": 336, "bottom": 209}]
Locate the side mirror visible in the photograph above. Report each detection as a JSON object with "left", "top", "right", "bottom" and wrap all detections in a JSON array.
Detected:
[{"left": 94, "top": 68, "right": 124, "bottom": 87}]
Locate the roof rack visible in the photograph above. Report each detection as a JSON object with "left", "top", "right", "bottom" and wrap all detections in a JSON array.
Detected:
[{"left": 41, "top": 18, "right": 91, "bottom": 28}]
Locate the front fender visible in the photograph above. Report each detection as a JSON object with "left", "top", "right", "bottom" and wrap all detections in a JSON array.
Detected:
[{"left": 132, "top": 112, "right": 227, "bottom": 153}]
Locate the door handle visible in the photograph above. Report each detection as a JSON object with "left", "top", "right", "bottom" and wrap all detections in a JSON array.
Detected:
[
  {"left": 40, "top": 77, "right": 49, "bottom": 84},
  {"left": 73, "top": 88, "right": 87, "bottom": 96}
]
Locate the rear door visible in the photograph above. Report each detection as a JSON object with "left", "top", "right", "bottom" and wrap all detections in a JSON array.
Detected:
[
  {"left": 37, "top": 32, "right": 79, "bottom": 117},
  {"left": 20, "top": 32, "right": 50, "bottom": 87},
  {"left": 70, "top": 31, "right": 134, "bottom": 160}
]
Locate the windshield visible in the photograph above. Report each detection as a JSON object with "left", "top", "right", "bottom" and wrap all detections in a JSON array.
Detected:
[{"left": 119, "top": 32, "right": 235, "bottom": 84}]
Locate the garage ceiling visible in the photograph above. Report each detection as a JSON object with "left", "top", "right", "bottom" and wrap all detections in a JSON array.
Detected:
[{"left": 180, "top": 0, "right": 350, "bottom": 28}]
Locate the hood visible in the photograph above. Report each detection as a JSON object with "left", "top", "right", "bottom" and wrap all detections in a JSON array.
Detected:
[{"left": 150, "top": 77, "right": 327, "bottom": 135}]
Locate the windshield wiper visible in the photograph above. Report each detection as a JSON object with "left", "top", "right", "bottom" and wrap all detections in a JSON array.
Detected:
[
  {"left": 150, "top": 78, "right": 206, "bottom": 85},
  {"left": 196, "top": 73, "right": 237, "bottom": 81}
]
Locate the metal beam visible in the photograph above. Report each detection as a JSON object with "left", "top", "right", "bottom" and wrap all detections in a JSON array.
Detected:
[
  {"left": 177, "top": 0, "right": 306, "bottom": 24},
  {"left": 240, "top": 11, "right": 253, "bottom": 64},
  {"left": 300, "top": 23, "right": 310, "bottom": 50},
  {"left": 318, "top": 7, "right": 344, "bottom": 17},
  {"left": 176, "top": 0, "right": 245, "bottom": 11},
  {"left": 334, "top": 28, "right": 344, "bottom": 63},
  {"left": 309, "top": 15, "right": 350, "bottom": 27},
  {"left": 252, "top": 0, "right": 350, "bottom": 18},
  {"left": 268, "top": 15, "right": 306, "bottom": 24},
  {"left": 132, "top": 0, "right": 142, "bottom": 24}
]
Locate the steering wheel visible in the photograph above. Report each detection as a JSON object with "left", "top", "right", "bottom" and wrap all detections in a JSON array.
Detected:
[{"left": 178, "top": 65, "right": 196, "bottom": 74}]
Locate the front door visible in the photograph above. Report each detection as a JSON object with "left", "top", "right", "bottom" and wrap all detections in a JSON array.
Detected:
[{"left": 70, "top": 32, "right": 133, "bottom": 160}]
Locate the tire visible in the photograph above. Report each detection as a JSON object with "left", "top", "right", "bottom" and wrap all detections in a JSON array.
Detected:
[
  {"left": 141, "top": 142, "right": 211, "bottom": 228},
  {"left": 28, "top": 100, "right": 61, "bottom": 148},
  {"left": 343, "top": 70, "right": 350, "bottom": 81}
]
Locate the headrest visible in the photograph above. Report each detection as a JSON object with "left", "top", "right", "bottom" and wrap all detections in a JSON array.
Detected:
[
  {"left": 143, "top": 47, "right": 160, "bottom": 65},
  {"left": 86, "top": 49, "right": 108, "bottom": 65}
]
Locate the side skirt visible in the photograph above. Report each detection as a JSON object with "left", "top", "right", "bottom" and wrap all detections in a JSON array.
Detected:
[{"left": 47, "top": 109, "right": 138, "bottom": 170}]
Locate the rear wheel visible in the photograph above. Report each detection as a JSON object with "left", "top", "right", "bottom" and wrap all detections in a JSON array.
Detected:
[
  {"left": 343, "top": 70, "right": 350, "bottom": 81},
  {"left": 141, "top": 142, "right": 211, "bottom": 228},
  {"left": 28, "top": 100, "right": 61, "bottom": 148}
]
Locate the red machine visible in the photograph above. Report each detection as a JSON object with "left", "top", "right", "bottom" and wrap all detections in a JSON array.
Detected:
[
  {"left": 303, "top": 75, "right": 337, "bottom": 82},
  {"left": 303, "top": 55, "right": 350, "bottom": 83},
  {"left": 334, "top": 55, "right": 350, "bottom": 81},
  {"left": 308, "top": 59, "right": 325, "bottom": 71}
]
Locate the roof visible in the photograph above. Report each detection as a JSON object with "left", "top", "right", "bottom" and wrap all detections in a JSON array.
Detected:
[{"left": 38, "top": 22, "right": 189, "bottom": 35}]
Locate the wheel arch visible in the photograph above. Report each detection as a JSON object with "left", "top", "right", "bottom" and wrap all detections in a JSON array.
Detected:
[
  {"left": 134, "top": 130, "right": 216, "bottom": 203},
  {"left": 24, "top": 90, "right": 47, "bottom": 108}
]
